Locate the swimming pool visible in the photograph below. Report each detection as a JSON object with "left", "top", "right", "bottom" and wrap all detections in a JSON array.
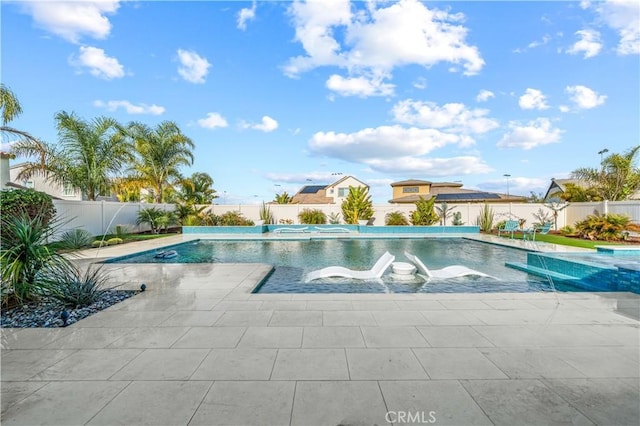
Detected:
[{"left": 107, "top": 238, "right": 583, "bottom": 294}]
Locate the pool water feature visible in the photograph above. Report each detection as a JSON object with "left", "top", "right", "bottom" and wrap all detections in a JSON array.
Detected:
[{"left": 106, "top": 238, "right": 587, "bottom": 294}]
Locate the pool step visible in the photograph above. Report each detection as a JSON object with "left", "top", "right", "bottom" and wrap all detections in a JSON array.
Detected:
[{"left": 506, "top": 262, "right": 580, "bottom": 282}]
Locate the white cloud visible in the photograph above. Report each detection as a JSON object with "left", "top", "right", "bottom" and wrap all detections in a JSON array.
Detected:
[
  {"left": 596, "top": 0, "right": 640, "bottom": 55},
  {"left": 392, "top": 100, "right": 499, "bottom": 137},
  {"left": 566, "top": 29, "right": 602, "bottom": 58},
  {"left": 237, "top": 1, "right": 256, "bottom": 31},
  {"left": 176, "top": 49, "right": 211, "bottom": 84},
  {"left": 559, "top": 105, "right": 571, "bottom": 113},
  {"left": 197, "top": 112, "right": 229, "bottom": 129},
  {"left": 93, "top": 100, "right": 164, "bottom": 115},
  {"left": 20, "top": 0, "right": 120, "bottom": 43},
  {"left": 412, "top": 77, "right": 427, "bottom": 90},
  {"left": 565, "top": 85, "right": 607, "bottom": 109},
  {"left": 518, "top": 88, "right": 549, "bottom": 110},
  {"left": 326, "top": 74, "right": 395, "bottom": 97},
  {"left": 478, "top": 177, "right": 548, "bottom": 195},
  {"left": 497, "top": 118, "right": 563, "bottom": 150},
  {"left": 476, "top": 89, "right": 495, "bottom": 102},
  {"left": 528, "top": 34, "right": 551, "bottom": 49},
  {"left": 70, "top": 46, "right": 124, "bottom": 79},
  {"left": 284, "top": 0, "right": 484, "bottom": 87},
  {"left": 366, "top": 156, "right": 493, "bottom": 176},
  {"left": 245, "top": 116, "right": 279, "bottom": 132}
]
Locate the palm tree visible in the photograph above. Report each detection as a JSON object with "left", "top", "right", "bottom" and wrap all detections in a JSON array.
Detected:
[
  {"left": 13, "top": 111, "right": 132, "bottom": 201},
  {"left": 178, "top": 172, "right": 216, "bottom": 204},
  {"left": 274, "top": 192, "right": 292, "bottom": 204},
  {"left": 129, "top": 121, "right": 194, "bottom": 203},
  {"left": 1, "top": 84, "right": 39, "bottom": 146},
  {"left": 572, "top": 146, "right": 640, "bottom": 201}
]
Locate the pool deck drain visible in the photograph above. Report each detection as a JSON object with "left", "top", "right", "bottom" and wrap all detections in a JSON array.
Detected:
[{"left": 2, "top": 234, "right": 638, "bottom": 425}]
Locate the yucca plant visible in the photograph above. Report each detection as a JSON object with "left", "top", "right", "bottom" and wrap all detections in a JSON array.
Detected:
[
  {"left": 58, "top": 229, "right": 94, "bottom": 250},
  {"left": 341, "top": 186, "right": 374, "bottom": 224},
  {"left": 575, "top": 213, "right": 631, "bottom": 241},
  {"left": 259, "top": 202, "right": 274, "bottom": 224},
  {"left": 0, "top": 214, "right": 68, "bottom": 306},
  {"left": 475, "top": 203, "right": 495, "bottom": 233},
  {"left": 298, "top": 208, "right": 327, "bottom": 224},
  {"left": 39, "top": 263, "right": 110, "bottom": 308},
  {"left": 385, "top": 211, "right": 409, "bottom": 226},
  {"left": 410, "top": 196, "right": 439, "bottom": 226}
]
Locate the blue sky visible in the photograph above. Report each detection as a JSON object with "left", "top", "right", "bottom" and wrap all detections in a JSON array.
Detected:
[{"left": 3, "top": 0, "right": 639, "bottom": 203}]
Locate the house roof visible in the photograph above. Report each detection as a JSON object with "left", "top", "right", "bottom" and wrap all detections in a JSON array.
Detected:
[
  {"left": 298, "top": 185, "right": 327, "bottom": 194},
  {"left": 389, "top": 190, "right": 524, "bottom": 204},
  {"left": 390, "top": 179, "right": 432, "bottom": 187},
  {"left": 544, "top": 178, "right": 587, "bottom": 199},
  {"left": 326, "top": 175, "right": 368, "bottom": 189}
]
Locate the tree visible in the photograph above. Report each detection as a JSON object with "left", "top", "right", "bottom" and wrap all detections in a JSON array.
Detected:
[
  {"left": 1, "top": 84, "right": 39, "bottom": 148},
  {"left": 13, "top": 111, "right": 132, "bottom": 201},
  {"left": 526, "top": 191, "right": 545, "bottom": 203},
  {"left": 571, "top": 146, "right": 640, "bottom": 201},
  {"left": 341, "top": 186, "right": 374, "bottom": 224},
  {"left": 129, "top": 121, "right": 194, "bottom": 203},
  {"left": 435, "top": 202, "right": 456, "bottom": 226},
  {"left": 178, "top": 172, "right": 216, "bottom": 204},
  {"left": 410, "top": 196, "right": 439, "bottom": 226},
  {"left": 274, "top": 192, "right": 292, "bottom": 204},
  {"left": 560, "top": 183, "right": 602, "bottom": 202}
]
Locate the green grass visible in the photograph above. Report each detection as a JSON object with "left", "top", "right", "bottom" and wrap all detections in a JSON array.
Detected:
[
  {"left": 48, "top": 232, "right": 174, "bottom": 252},
  {"left": 495, "top": 233, "right": 627, "bottom": 249}
]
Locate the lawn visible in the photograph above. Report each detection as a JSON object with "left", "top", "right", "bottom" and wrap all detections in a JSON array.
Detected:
[
  {"left": 48, "top": 232, "right": 176, "bottom": 252},
  {"left": 496, "top": 233, "right": 634, "bottom": 249}
]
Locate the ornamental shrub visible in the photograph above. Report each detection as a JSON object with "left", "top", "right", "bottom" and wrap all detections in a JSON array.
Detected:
[
  {"left": 0, "top": 189, "right": 56, "bottom": 243},
  {"left": 298, "top": 208, "right": 327, "bottom": 224}
]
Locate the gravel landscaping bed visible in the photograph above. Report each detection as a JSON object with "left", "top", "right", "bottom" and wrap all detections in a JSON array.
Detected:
[{"left": 1, "top": 290, "right": 138, "bottom": 328}]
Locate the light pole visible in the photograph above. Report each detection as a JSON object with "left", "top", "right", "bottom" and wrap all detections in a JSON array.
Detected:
[
  {"left": 598, "top": 148, "right": 609, "bottom": 165},
  {"left": 223, "top": 190, "right": 227, "bottom": 204},
  {"left": 503, "top": 174, "right": 511, "bottom": 199}
]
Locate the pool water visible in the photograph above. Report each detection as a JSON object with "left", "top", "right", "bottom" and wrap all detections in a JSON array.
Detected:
[{"left": 108, "top": 238, "right": 584, "bottom": 294}]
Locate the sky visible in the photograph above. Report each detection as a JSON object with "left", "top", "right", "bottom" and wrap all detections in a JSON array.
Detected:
[{"left": 2, "top": 0, "right": 639, "bottom": 204}]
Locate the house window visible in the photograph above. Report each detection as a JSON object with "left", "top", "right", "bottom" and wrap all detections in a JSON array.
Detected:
[
  {"left": 63, "top": 183, "right": 76, "bottom": 197},
  {"left": 337, "top": 188, "right": 349, "bottom": 197},
  {"left": 403, "top": 187, "right": 419, "bottom": 193}
]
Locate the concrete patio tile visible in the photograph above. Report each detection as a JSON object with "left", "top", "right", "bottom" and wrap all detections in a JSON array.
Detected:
[
  {"left": 547, "top": 346, "right": 640, "bottom": 378},
  {"left": 361, "top": 326, "right": 429, "bottom": 348},
  {"left": 171, "top": 326, "right": 245, "bottom": 348},
  {"left": 212, "top": 300, "right": 263, "bottom": 311},
  {"left": 259, "top": 300, "right": 307, "bottom": 310},
  {"left": 190, "top": 381, "right": 295, "bottom": 426},
  {"left": 306, "top": 300, "right": 353, "bottom": 311},
  {"left": 541, "top": 378, "right": 640, "bottom": 426},
  {"left": 479, "top": 347, "right": 586, "bottom": 379},
  {"left": 461, "top": 379, "right": 595, "bottom": 425},
  {"left": 160, "top": 311, "right": 223, "bottom": 326},
  {"left": 291, "top": 381, "right": 388, "bottom": 425},
  {"left": 412, "top": 348, "right": 508, "bottom": 380},
  {"left": 351, "top": 301, "right": 400, "bottom": 311},
  {"left": 110, "top": 348, "right": 209, "bottom": 380},
  {"left": 1, "top": 349, "right": 76, "bottom": 381},
  {"left": 1, "top": 382, "right": 47, "bottom": 412},
  {"left": 0, "top": 381, "right": 128, "bottom": 426},
  {"left": 302, "top": 326, "right": 365, "bottom": 348},
  {"left": 322, "top": 311, "right": 377, "bottom": 326},
  {"left": 237, "top": 326, "right": 303, "bottom": 348},
  {"left": 87, "top": 381, "right": 212, "bottom": 425},
  {"left": 439, "top": 300, "right": 492, "bottom": 310},
  {"left": 72, "top": 311, "right": 174, "bottom": 328},
  {"left": 417, "top": 326, "right": 494, "bottom": 347},
  {"left": 272, "top": 348, "right": 349, "bottom": 380},
  {"left": 43, "top": 327, "right": 134, "bottom": 349},
  {"left": 346, "top": 348, "right": 428, "bottom": 380},
  {"left": 585, "top": 324, "right": 640, "bottom": 346},
  {"left": 473, "top": 324, "right": 617, "bottom": 347},
  {"left": 371, "top": 311, "right": 430, "bottom": 326},
  {"left": 31, "top": 349, "right": 142, "bottom": 381},
  {"left": 1, "top": 328, "right": 72, "bottom": 349},
  {"left": 214, "top": 310, "right": 273, "bottom": 326},
  {"left": 107, "top": 327, "right": 190, "bottom": 349},
  {"left": 269, "top": 311, "right": 323, "bottom": 327},
  {"left": 468, "top": 309, "right": 561, "bottom": 325},
  {"left": 394, "top": 300, "right": 447, "bottom": 310},
  {"left": 483, "top": 299, "right": 540, "bottom": 310},
  {"left": 421, "top": 310, "right": 485, "bottom": 326},
  {"left": 191, "top": 348, "right": 277, "bottom": 380},
  {"left": 380, "top": 381, "right": 492, "bottom": 425}
]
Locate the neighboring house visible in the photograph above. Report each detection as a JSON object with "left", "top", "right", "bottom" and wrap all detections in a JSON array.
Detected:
[
  {"left": 389, "top": 179, "right": 525, "bottom": 203},
  {"left": 544, "top": 177, "right": 640, "bottom": 200},
  {"left": 291, "top": 176, "right": 369, "bottom": 204},
  {"left": 6, "top": 161, "right": 82, "bottom": 200}
]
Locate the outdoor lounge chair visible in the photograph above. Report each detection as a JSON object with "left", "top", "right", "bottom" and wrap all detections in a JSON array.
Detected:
[
  {"left": 273, "top": 227, "right": 309, "bottom": 233},
  {"left": 404, "top": 251, "right": 495, "bottom": 280},
  {"left": 523, "top": 221, "right": 552, "bottom": 241},
  {"left": 313, "top": 226, "right": 351, "bottom": 233},
  {"left": 304, "top": 251, "right": 395, "bottom": 282},
  {"left": 498, "top": 220, "right": 520, "bottom": 239}
]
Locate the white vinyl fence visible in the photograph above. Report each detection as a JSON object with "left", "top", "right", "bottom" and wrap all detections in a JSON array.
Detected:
[{"left": 50, "top": 199, "right": 640, "bottom": 238}]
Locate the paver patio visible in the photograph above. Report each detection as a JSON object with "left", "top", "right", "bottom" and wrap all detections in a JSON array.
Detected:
[{"left": 1, "top": 235, "right": 639, "bottom": 425}]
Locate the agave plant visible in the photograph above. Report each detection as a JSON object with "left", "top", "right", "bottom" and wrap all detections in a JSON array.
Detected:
[
  {"left": 58, "top": 229, "right": 94, "bottom": 251},
  {"left": 341, "top": 186, "right": 374, "bottom": 224}
]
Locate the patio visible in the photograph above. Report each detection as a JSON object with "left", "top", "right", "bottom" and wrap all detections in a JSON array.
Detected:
[{"left": 1, "top": 236, "right": 639, "bottom": 425}]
